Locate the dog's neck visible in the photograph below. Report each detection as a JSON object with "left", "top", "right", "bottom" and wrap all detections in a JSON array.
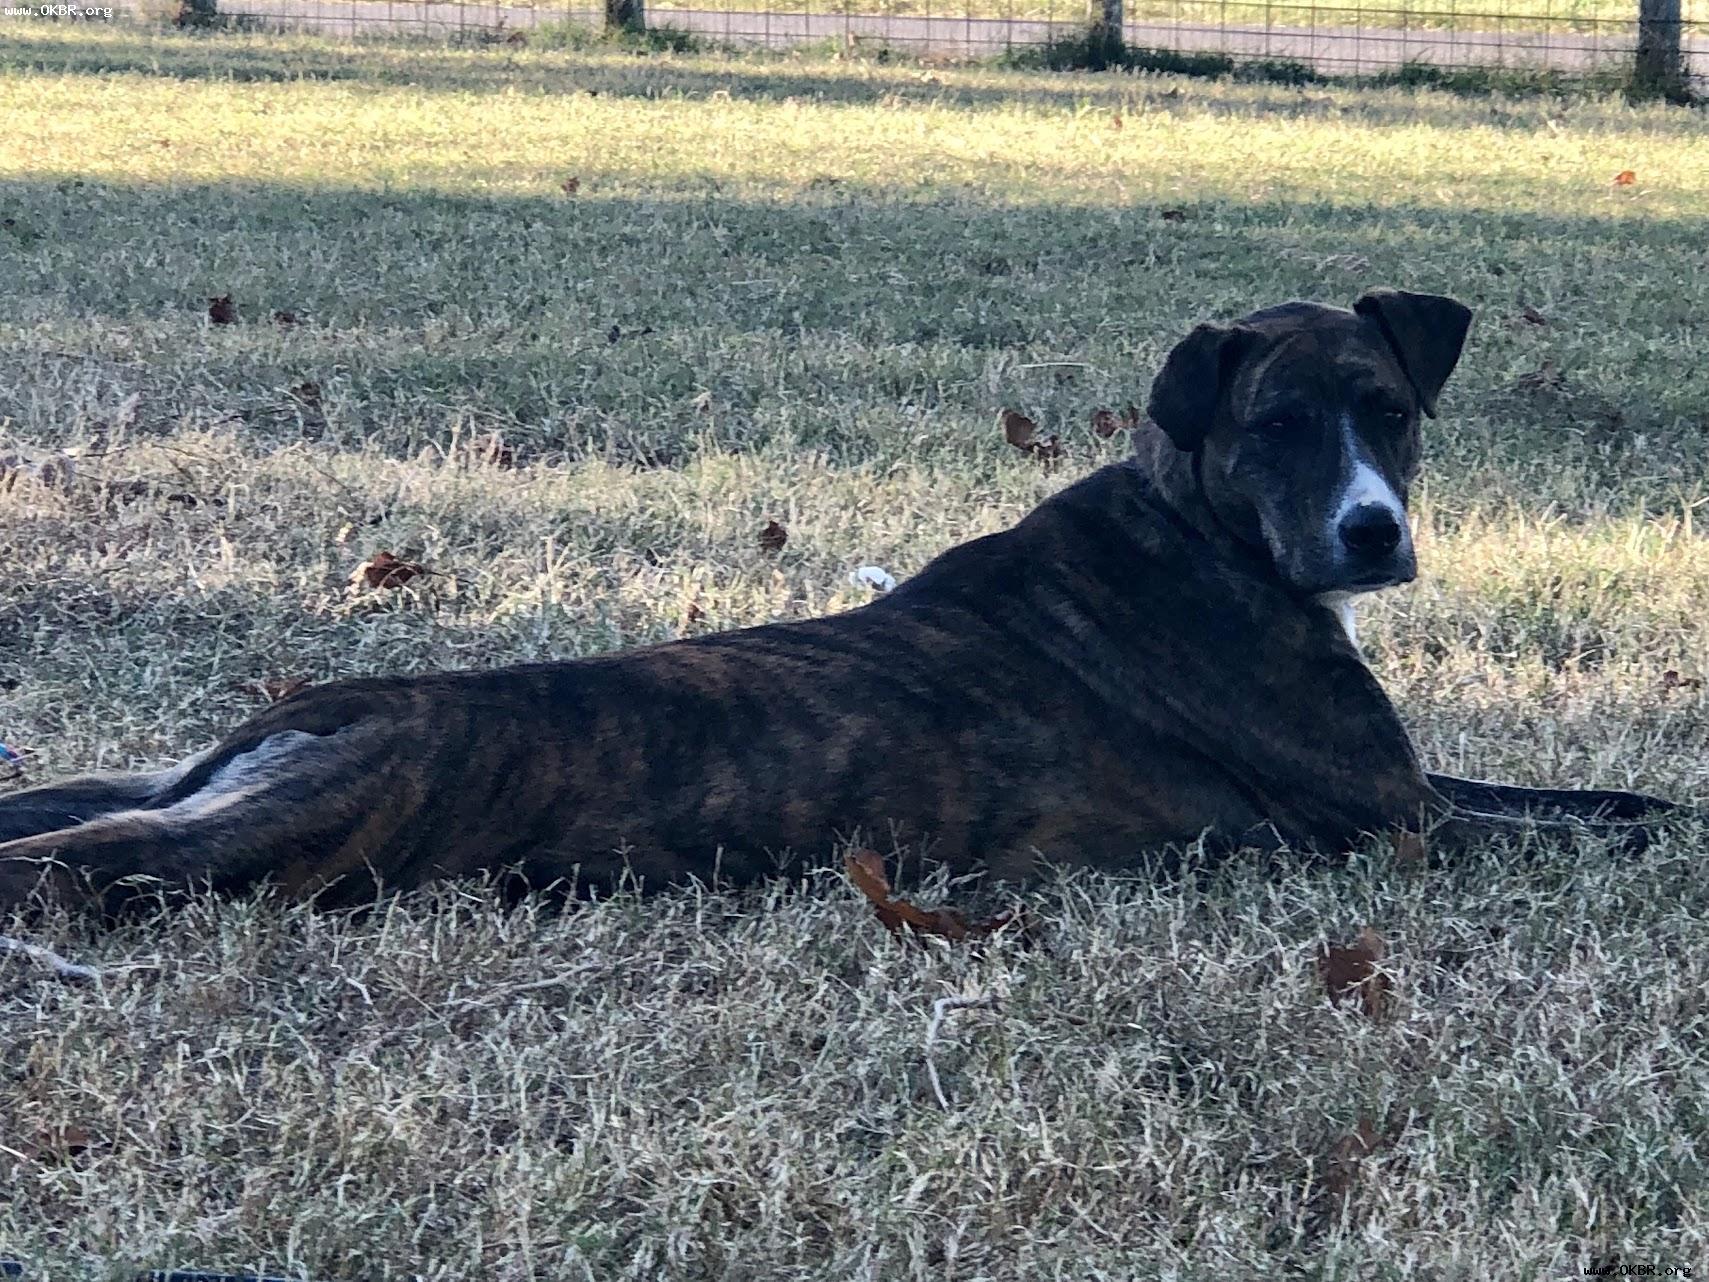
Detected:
[
  {"left": 1131, "top": 424, "right": 1363, "bottom": 650},
  {"left": 1131, "top": 424, "right": 1263, "bottom": 567}
]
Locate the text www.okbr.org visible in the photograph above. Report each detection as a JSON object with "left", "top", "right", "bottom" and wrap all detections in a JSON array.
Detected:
[
  {"left": 1583, "top": 1266, "right": 1694, "bottom": 1278},
  {"left": 3, "top": 4, "right": 115, "bottom": 14}
]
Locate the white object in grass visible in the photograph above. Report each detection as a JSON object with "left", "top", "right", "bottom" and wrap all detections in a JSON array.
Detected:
[{"left": 850, "top": 565, "right": 897, "bottom": 593}]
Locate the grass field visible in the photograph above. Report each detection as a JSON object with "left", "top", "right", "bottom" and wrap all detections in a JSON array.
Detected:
[{"left": 3, "top": 25, "right": 1709, "bottom": 1280}]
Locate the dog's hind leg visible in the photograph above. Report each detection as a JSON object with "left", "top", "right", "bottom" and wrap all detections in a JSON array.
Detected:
[
  {"left": 0, "top": 761, "right": 203, "bottom": 844},
  {"left": 1426, "top": 772, "right": 1680, "bottom": 823},
  {"left": 0, "top": 726, "right": 409, "bottom": 914}
]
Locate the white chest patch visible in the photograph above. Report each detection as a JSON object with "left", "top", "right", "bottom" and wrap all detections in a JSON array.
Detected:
[{"left": 1315, "top": 590, "right": 1360, "bottom": 648}]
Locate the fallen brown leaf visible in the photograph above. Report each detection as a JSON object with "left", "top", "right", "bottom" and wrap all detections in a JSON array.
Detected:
[
  {"left": 21, "top": 1123, "right": 96, "bottom": 1163},
  {"left": 272, "top": 309, "right": 300, "bottom": 326},
  {"left": 1090, "top": 406, "right": 1144, "bottom": 438},
  {"left": 1519, "top": 305, "right": 1548, "bottom": 326},
  {"left": 1613, "top": 169, "right": 1637, "bottom": 186},
  {"left": 1000, "top": 408, "right": 1064, "bottom": 463},
  {"left": 843, "top": 849, "right": 1031, "bottom": 944},
  {"left": 758, "top": 520, "right": 789, "bottom": 554},
  {"left": 351, "top": 551, "right": 426, "bottom": 591},
  {"left": 207, "top": 295, "right": 237, "bottom": 325},
  {"left": 1319, "top": 926, "right": 1390, "bottom": 1020},
  {"left": 561, "top": 176, "right": 580, "bottom": 195},
  {"left": 1662, "top": 669, "right": 1704, "bottom": 693},
  {"left": 1160, "top": 208, "right": 1188, "bottom": 223},
  {"left": 1323, "top": 1116, "right": 1384, "bottom": 1201},
  {"left": 289, "top": 380, "right": 323, "bottom": 408},
  {"left": 1394, "top": 829, "right": 1429, "bottom": 869}
]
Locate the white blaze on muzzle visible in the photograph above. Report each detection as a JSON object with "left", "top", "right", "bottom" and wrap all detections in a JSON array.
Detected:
[{"left": 1329, "top": 411, "right": 1407, "bottom": 543}]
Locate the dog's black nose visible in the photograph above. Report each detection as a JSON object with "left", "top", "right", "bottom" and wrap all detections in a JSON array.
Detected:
[{"left": 1339, "top": 504, "right": 1403, "bottom": 558}]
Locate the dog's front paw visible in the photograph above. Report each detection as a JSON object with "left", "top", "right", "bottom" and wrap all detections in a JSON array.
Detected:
[{"left": 1592, "top": 790, "right": 1681, "bottom": 822}]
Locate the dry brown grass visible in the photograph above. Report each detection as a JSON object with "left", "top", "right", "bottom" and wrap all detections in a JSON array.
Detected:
[{"left": 2, "top": 26, "right": 1709, "bottom": 1280}]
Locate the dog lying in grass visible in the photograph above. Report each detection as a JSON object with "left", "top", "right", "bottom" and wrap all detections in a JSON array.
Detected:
[{"left": 0, "top": 288, "right": 1680, "bottom": 916}]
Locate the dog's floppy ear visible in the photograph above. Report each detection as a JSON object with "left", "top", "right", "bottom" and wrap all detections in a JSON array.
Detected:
[
  {"left": 1146, "top": 321, "right": 1260, "bottom": 451},
  {"left": 1353, "top": 288, "right": 1473, "bottom": 419}
]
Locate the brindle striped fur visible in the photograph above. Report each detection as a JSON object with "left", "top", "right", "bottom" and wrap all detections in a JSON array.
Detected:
[{"left": 0, "top": 290, "right": 1679, "bottom": 913}]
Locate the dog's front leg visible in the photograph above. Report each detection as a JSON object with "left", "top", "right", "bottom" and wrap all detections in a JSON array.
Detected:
[{"left": 1425, "top": 772, "right": 1680, "bottom": 823}]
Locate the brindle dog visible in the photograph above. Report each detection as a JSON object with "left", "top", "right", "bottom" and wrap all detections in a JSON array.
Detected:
[{"left": 0, "top": 288, "right": 1680, "bottom": 913}]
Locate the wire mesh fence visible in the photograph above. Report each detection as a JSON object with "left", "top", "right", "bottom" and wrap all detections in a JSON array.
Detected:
[{"left": 127, "top": 0, "right": 1709, "bottom": 92}]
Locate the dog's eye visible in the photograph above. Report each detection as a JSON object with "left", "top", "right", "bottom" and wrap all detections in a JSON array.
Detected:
[
  {"left": 1379, "top": 408, "right": 1408, "bottom": 429},
  {"left": 1257, "top": 416, "right": 1299, "bottom": 438}
]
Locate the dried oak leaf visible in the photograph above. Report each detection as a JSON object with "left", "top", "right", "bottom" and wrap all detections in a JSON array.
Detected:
[
  {"left": 207, "top": 295, "right": 238, "bottom": 325},
  {"left": 1393, "top": 829, "right": 1429, "bottom": 869},
  {"left": 1323, "top": 1116, "right": 1384, "bottom": 1201},
  {"left": 1000, "top": 408, "right": 1064, "bottom": 463},
  {"left": 351, "top": 550, "right": 426, "bottom": 591},
  {"left": 758, "top": 520, "right": 789, "bottom": 554},
  {"left": 1090, "top": 406, "right": 1144, "bottom": 438},
  {"left": 1613, "top": 169, "right": 1637, "bottom": 186},
  {"left": 1160, "top": 208, "right": 1188, "bottom": 223},
  {"left": 1662, "top": 669, "right": 1704, "bottom": 693},
  {"left": 561, "top": 176, "right": 581, "bottom": 195},
  {"left": 1519, "top": 305, "right": 1548, "bottom": 326},
  {"left": 289, "top": 380, "right": 324, "bottom": 408},
  {"left": 273, "top": 309, "right": 300, "bottom": 326},
  {"left": 1319, "top": 926, "right": 1390, "bottom": 1021},
  {"left": 21, "top": 1123, "right": 96, "bottom": 1163},
  {"left": 843, "top": 849, "right": 1031, "bottom": 944}
]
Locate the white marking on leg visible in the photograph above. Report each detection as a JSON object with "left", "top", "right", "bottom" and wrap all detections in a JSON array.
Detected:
[{"left": 203, "top": 731, "right": 321, "bottom": 797}]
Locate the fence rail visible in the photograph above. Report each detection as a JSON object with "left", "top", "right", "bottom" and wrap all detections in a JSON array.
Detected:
[{"left": 142, "top": 0, "right": 1709, "bottom": 93}]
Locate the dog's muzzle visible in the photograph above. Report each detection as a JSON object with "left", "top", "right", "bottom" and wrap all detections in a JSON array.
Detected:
[{"left": 1332, "top": 502, "right": 1416, "bottom": 590}]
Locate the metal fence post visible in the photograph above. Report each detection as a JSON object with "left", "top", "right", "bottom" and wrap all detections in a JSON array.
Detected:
[
  {"left": 606, "top": 0, "right": 646, "bottom": 33},
  {"left": 1634, "top": 0, "right": 1686, "bottom": 99},
  {"left": 1088, "top": 0, "right": 1123, "bottom": 67}
]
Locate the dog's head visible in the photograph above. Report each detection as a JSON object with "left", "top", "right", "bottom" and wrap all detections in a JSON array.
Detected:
[{"left": 1146, "top": 288, "right": 1472, "bottom": 598}]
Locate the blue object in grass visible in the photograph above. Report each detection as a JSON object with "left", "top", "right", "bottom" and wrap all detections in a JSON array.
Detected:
[
  {"left": 0, "top": 1269, "right": 305, "bottom": 1281},
  {"left": 0, "top": 743, "right": 21, "bottom": 766}
]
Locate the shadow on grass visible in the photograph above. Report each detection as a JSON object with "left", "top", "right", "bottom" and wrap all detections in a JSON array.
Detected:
[
  {"left": 0, "top": 169, "right": 1705, "bottom": 498},
  {"left": 1, "top": 27, "right": 1700, "bottom": 132}
]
